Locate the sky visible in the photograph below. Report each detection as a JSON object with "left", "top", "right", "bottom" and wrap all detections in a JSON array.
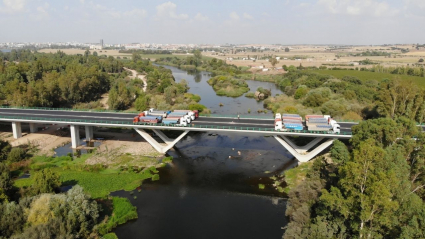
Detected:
[{"left": 0, "top": 0, "right": 424, "bottom": 45}]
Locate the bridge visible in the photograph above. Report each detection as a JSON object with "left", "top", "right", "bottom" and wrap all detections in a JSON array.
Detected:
[{"left": 0, "top": 107, "right": 356, "bottom": 163}]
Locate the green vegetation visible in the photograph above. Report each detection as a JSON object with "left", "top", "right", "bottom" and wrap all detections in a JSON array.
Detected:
[
  {"left": 103, "top": 233, "right": 119, "bottom": 239},
  {"left": 124, "top": 59, "right": 210, "bottom": 113},
  {"left": 283, "top": 161, "right": 313, "bottom": 193},
  {"left": 0, "top": 49, "right": 123, "bottom": 107},
  {"left": 245, "top": 92, "right": 255, "bottom": 98},
  {"left": 98, "top": 197, "right": 138, "bottom": 234},
  {"left": 207, "top": 75, "right": 250, "bottom": 97},
  {"left": 283, "top": 117, "right": 425, "bottom": 238}
]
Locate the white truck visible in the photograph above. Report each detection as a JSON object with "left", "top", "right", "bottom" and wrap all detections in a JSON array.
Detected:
[{"left": 305, "top": 115, "right": 340, "bottom": 134}]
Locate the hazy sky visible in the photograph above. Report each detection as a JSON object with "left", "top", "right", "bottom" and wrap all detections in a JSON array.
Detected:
[{"left": 1, "top": 0, "right": 424, "bottom": 45}]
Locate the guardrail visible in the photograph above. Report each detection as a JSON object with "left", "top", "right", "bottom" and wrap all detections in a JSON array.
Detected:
[
  {"left": 0, "top": 106, "right": 139, "bottom": 114},
  {"left": 0, "top": 115, "right": 353, "bottom": 135}
]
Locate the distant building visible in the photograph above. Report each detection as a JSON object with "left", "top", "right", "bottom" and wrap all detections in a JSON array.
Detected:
[{"left": 100, "top": 39, "right": 104, "bottom": 48}]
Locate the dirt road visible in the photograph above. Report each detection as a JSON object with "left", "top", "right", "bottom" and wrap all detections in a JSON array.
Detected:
[{"left": 124, "top": 67, "right": 147, "bottom": 92}]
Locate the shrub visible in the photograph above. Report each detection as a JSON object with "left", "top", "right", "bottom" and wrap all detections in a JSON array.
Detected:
[
  {"left": 188, "top": 103, "right": 207, "bottom": 112},
  {"left": 7, "top": 148, "right": 26, "bottom": 162},
  {"left": 294, "top": 87, "right": 309, "bottom": 99}
]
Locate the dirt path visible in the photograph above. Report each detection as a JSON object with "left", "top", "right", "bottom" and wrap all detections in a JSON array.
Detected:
[{"left": 124, "top": 67, "right": 147, "bottom": 92}]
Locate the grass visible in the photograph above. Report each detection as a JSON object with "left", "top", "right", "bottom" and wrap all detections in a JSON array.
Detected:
[
  {"left": 102, "top": 233, "right": 118, "bottom": 239},
  {"left": 15, "top": 168, "right": 155, "bottom": 198},
  {"left": 310, "top": 69, "right": 425, "bottom": 88},
  {"left": 283, "top": 161, "right": 313, "bottom": 194},
  {"left": 98, "top": 197, "right": 138, "bottom": 235}
]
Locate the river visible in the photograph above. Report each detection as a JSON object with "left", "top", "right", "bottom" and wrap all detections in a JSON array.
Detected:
[
  {"left": 112, "top": 66, "right": 294, "bottom": 239},
  {"left": 156, "top": 64, "right": 283, "bottom": 116}
]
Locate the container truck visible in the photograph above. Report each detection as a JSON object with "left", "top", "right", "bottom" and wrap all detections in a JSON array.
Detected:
[
  {"left": 305, "top": 115, "right": 340, "bottom": 133},
  {"left": 282, "top": 114, "right": 304, "bottom": 131},
  {"left": 173, "top": 110, "right": 199, "bottom": 119},
  {"left": 162, "top": 117, "right": 188, "bottom": 127},
  {"left": 133, "top": 115, "right": 162, "bottom": 124},
  {"left": 167, "top": 112, "right": 192, "bottom": 123},
  {"left": 170, "top": 111, "right": 196, "bottom": 121},
  {"left": 145, "top": 109, "right": 171, "bottom": 118},
  {"left": 275, "top": 113, "right": 281, "bottom": 119}
]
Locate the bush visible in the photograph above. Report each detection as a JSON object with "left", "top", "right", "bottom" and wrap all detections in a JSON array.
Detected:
[
  {"left": 245, "top": 92, "right": 255, "bottom": 98},
  {"left": 294, "top": 87, "right": 309, "bottom": 99},
  {"left": 98, "top": 197, "right": 138, "bottom": 235},
  {"left": 188, "top": 103, "right": 207, "bottom": 112},
  {"left": 419, "top": 58, "right": 424, "bottom": 63},
  {"left": 7, "top": 148, "right": 26, "bottom": 162}
]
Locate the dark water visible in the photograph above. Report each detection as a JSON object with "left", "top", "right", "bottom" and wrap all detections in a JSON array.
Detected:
[
  {"left": 157, "top": 64, "right": 282, "bottom": 116},
  {"left": 111, "top": 66, "right": 294, "bottom": 239},
  {"left": 112, "top": 132, "right": 296, "bottom": 239},
  {"left": 54, "top": 140, "right": 101, "bottom": 157}
]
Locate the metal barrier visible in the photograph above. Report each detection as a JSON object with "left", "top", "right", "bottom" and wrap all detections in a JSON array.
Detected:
[{"left": 0, "top": 114, "right": 353, "bottom": 135}]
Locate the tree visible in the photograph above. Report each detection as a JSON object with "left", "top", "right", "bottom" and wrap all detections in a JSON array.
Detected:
[
  {"left": 193, "top": 50, "right": 202, "bottom": 67},
  {"left": 269, "top": 58, "right": 279, "bottom": 68},
  {"left": 0, "top": 163, "right": 13, "bottom": 202},
  {"left": 285, "top": 47, "right": 290, "bottom": 52},
  {"left": 92, "top": 51, "right": 98, "bottom": 57},
  {"left": 0, "top": 139, "right": 11, "bottom": 162},
  {"left": 31, "top": 169, "right": 60, "bottom": 195}
]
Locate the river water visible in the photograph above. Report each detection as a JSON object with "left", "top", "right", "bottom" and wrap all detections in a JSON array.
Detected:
[
  {"left": 157, "top": 64, "right": 282, "bottom": 116},
  {"left": 113, "top": 66, "right": 294, "bottom": 239}
]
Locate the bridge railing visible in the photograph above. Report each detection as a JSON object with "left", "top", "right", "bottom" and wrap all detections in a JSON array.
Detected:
[
  {"left": 0, "top": 115, "right": 353, "bottom": 136},
  {"left": 0, "top": 106, "right": 140, "bottom": 114}
]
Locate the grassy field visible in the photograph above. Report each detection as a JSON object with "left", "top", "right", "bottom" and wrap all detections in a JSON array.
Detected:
[
  {"left": 310, "top": 69, "right": 425, "bottom": 88},
  {"left": 283, "top": 161, "right": 313, "bottom": 193}
]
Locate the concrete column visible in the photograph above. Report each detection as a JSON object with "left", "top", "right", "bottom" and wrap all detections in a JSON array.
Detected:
[
  {"left": 12, "top": 122, "right": 22, "bottom": 139},
  {"left": 70, "top": 125, "right": 80, "bottom": 149},
  {"left": 85, "top": 126, "right": 94, "bottom": 141},
  {"left": 134, "top": 129, "right": 190, "bottom": 153},
  {"left": 29, "top": 123, "right": 38, "bottom": 133}
]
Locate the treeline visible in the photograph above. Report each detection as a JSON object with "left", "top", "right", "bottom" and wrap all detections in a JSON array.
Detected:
[
  {"left": 156, "top": 55, "right": 245, "bottom": 76},
  {"left": 371, "top": 64, "right": 425, "bottom": 77},
  {"left": 119, "top": 49, "right": 172, "bottom": 54},
  {"left": 283, "top": 117, "right": 425, "bottom": 238},
  {"left": 262, "top": 70, "right": 425, "bottom": 122},
  {"left": 0, "top": 50, "right": 124, "bottom": 107}
]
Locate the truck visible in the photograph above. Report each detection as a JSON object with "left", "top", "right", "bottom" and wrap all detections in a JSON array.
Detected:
[
  {"left": 305, "top": 115, "right": 340, "bottom": 133},
  {"left": 173, "top": 110, "right": 199, "bottom": 119},
  {"left": 162, "top": 117, "right": 188, "bottom": 127},
  {"left": 167, "top": 112, "right": 192, "bottom": 123},
  {"left": 133, "top": 115, "right": 163, "bottom": 124},
  {"left": 168, "top": 111, "right": 195, "bottom": 121},
  {"left": 282, "top": 114, "right": 304, "bottom": 131},
  {"left": 145, "top": 109, "right": 171, "bottom": 118}
]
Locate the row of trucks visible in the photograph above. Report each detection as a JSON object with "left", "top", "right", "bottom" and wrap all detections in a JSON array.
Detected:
[
  {"left": 133, "top": 109, "right": 199, "bottom": 126},
  {"left": 275, "top": 114, "right": 341, "bottom": 134}
]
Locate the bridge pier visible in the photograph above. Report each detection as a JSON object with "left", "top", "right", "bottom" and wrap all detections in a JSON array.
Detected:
[
  {"left": 135, "top": 128, "right": 190, "bottom": 154},
  {"left": 274, "top": 135, "right": 334, "bottom": 163},
  {"left": 85, "top": 126, "right": 94, "bottom": 141},
  {"left": 29, "top": 123, "right": 38, "bottom": 133},
  {"left": 70, "top": 125, "right": 80, "bottom": 149},
  {"left": 12, "top": 122, "right": 22, "bottom": 139}
]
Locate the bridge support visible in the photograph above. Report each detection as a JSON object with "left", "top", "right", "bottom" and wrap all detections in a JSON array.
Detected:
[
  {"left": 274, "top": 135, "right": 334, "bottom": 163},
  {"left": 12, "top": 122, "right": 22, "bottom": 139},
  {"left": 85, "top": 126, "right": 94, "bottom": 141},
  {"left": 134, "top": 129, "right": 190, "bottom": 153},
  {"left": 29, "top": 123, "right": 38, "bottom": 133},
  {"left": 70, "top": 125, "right": 80, "bottom": 149}
]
